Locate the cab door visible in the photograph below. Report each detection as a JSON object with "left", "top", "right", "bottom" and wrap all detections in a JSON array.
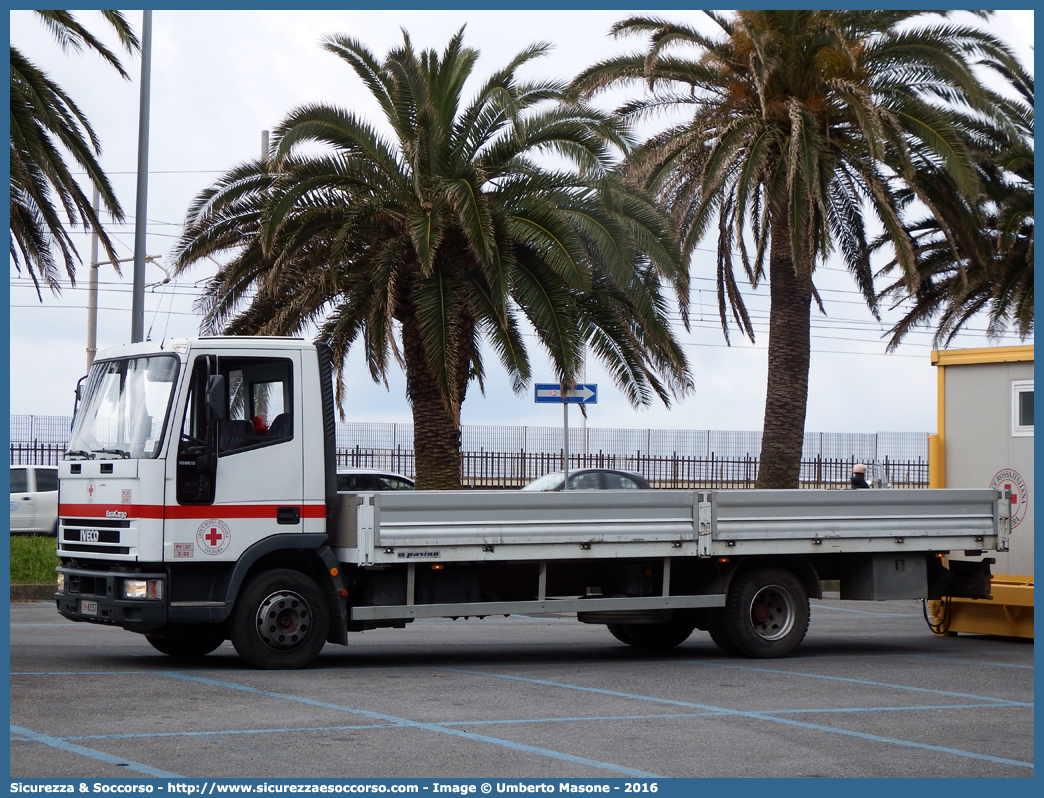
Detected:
[{"left": 166, "top": 351, "right": 304, "bottom": 563}]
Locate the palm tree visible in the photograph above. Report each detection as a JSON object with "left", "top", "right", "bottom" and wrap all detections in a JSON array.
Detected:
[
  {"left": 172, "top": 29, "right": 692, "bottom": 489},
  {"left": 876, "top": 59, "right": 1033, "bottom": 349},
  {"left": 573, "top": 10, "right": 1023, "bottom": 488},
  {"left": 10, "top": 10, "right": 140, "bottom": 299}
]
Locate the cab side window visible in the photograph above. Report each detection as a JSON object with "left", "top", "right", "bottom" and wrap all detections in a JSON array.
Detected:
[
  {"left": 218, "top": 358, "right": 294, "bottom": 455},
  {"left": 176, "top": 355, "right": 295, "bottom": 505}
]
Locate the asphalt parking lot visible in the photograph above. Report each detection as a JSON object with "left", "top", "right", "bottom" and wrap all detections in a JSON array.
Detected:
[{"left": 9, "top": 595, "right": 1034, "bottom": 779}]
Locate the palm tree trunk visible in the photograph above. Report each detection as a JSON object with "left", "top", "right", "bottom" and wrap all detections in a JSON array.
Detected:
[
  {"left": 755, "top": 218, "right": 813, "bottom": 489},
  {"left": 401, "top": 315, "right": 463, "bottom": 490}
]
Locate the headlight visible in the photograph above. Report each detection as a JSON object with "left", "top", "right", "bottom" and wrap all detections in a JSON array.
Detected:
[
  {"left": 56, "top": 573, "right": 65, "bottom": 593},
  {"left": 121, "top": 578, "right": 164, "bottom": 600}
]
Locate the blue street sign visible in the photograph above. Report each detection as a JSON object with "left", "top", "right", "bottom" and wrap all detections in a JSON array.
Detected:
[{"left": 534, "top": 383, "right": 597, "bottom": 404}]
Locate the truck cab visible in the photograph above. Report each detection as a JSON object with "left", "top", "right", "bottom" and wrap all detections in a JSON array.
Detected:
[{"left": 55, "top": 337, "right": 342, "bottom": 664}]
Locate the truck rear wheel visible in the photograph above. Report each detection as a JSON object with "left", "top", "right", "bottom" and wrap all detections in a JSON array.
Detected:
[
  {"left": 723, "top": 567, "right": 809, "bottom": 658},
  {"left": 145, "top": 626, "right": 225, "bottom": 658},
  {"left": 231, "top": 569, "right": 329, "bottom": 669},
  {"left": 606, "top": 618, "right": 696, "bottom": 650}
]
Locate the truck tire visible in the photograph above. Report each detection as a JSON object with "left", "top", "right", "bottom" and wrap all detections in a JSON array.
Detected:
[
  {"left": 145, "top": 626, "right": 225, "bottom": 658},
  {"left": 704, "top": 609, "right": 740, "bottom": 656},
  {"left": 230, "top": 569, "right": 329, "bottom": 669},
  {"left": 605, "top": 619, "right": 696, "bottom": 650},
  {"left": 606, "top": 624, "right": 636, "bottom": 645},
  {"left": 722, "top": 567, "right": 809, "bottom": 658}
]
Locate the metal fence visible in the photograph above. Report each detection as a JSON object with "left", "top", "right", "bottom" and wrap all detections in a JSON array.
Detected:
[
  {"left": 9, "top": 415, "right": 73, "bottom": 444},
  {"left": 335, "top": 422, "right": 929, "bottom": 462},
  {"left": 9, "top": 443, "right": 67, "bottom": 467},
  {"left": 11, "top": 414, "right": 930, "bottom": 489}
]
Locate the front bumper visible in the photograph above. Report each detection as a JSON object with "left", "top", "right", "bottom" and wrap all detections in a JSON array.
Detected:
[{"left": 55, "top": 564, "right": 168, "bottom": 630}]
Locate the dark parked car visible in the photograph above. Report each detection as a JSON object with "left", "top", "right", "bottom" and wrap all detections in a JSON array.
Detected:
[
  {"left": 520, "top": 468, "right": 650, "bottom": 491},
  {"left": 336, "top": 468, "right": 415, "bottom": 492}
]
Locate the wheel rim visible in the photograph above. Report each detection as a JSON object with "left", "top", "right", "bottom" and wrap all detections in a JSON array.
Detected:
[
  {"left": 747, "top": 584, "right": 796, "bottom": 641},
  {"left": 255, "top": 590, "right": 312, "bottom": 651}
]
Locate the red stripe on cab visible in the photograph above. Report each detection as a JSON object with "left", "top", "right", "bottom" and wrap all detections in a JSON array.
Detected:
[{"left": 58, "top": 503, "right": 327, "bottom": 520}]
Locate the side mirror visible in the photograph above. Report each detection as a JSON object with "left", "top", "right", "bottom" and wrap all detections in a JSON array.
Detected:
[
  {"left": 205, "top": 375, "right": 227, "bottom": 422},
  {"left": 71, "top": 375, "right": 89, "bottom": 426}
]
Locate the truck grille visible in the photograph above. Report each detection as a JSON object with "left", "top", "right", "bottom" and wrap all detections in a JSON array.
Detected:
[
  {"left": 63, "top": 530, "right": 121, "bottom": 544},
  {"left": 59, "top": 517, "right": 132, "bottom": 556},
  {"left": 62, "top": 517, "right": 130, "bottom": 529},
  {"left": 61, "top": 543, "right": 131, "bottom": 555}
]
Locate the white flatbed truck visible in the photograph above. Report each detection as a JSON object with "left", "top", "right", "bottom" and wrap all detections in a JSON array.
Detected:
[{"left": 55, "top": 338, "right": 1010, "bottom": 668}]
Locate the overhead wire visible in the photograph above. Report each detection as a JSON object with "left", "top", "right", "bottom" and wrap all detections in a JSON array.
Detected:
[{"left": 17, "top": 202, "right": 1029, "bottom": 356}]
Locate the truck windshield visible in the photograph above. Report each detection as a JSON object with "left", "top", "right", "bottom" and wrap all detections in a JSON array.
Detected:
[{"left": 67, "top": 355, "right": 180, "bottom": 460}]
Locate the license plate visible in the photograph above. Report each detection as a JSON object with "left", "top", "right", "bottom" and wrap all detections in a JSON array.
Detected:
[{"left": 80, "top": 600, "right": 98, "bottom": 616}]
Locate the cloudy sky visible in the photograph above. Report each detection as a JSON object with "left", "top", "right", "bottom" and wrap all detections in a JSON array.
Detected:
[{"left": 7, "top": 9, "right": 1034, "bottom": 437}]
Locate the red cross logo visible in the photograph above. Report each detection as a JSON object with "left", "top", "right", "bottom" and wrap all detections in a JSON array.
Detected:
[
  {"left": 87, "top": 483, "right": 95, "bottom": 501},
  {"left": 196, "top": 519, "right": 231, "bottom": 555},
  {"left": 1005, "top": 483, "right": 1017, "bottom": 504}
]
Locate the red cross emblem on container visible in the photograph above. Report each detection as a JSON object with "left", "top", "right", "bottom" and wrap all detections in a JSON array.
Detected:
[
  {"left": 990, "top": 468, "right": 1028, "bottom": 529},
  {"left": 196, "top": 519, "right": 231, "bottom": 555}
]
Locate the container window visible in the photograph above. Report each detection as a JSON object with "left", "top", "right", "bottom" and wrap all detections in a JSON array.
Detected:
[{"left": 1012, "top": 380, "right": 1033, "bottom": 437}]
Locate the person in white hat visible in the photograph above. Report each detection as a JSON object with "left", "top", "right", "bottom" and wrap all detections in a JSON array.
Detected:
[{"left": 850, "top": 463, "right": 871, "bottom": 489}]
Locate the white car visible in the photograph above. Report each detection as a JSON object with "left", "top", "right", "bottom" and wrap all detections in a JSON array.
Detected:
[
  {"left": 520, "top": 468, "right": 651, "bottom": 491},
  {"left": 336, "top": 468, "right": 414, "bottom": 492},
  {"left": 10, "top": 465, "right": 59, "bottom": 535}
]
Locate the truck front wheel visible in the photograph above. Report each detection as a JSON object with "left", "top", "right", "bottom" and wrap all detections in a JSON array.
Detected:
[
  {"left": 231, "top": 569, "right": 329, "bottom": 669},
  {"left": 723, "top": 567, "right": 809, "bottom": 658},
  {"left": 145, "top": 625, "right": 225, "bottom": 658}
]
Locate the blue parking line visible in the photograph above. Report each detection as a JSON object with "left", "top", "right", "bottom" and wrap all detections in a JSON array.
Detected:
[
  {"left": 685, "top": 661, "right": 1033, "bottom": 706},
  {"left": 762, "top": 703, "right": 1015, "bottom": 715},
  {"left": 441, "top": 668, "right": 1033, "bottom": 770},
  {"left": 439, "top": 702, "right": 1015, "bottom": 723},
  {"left": 159, "top": 672, "right": 662, "bottom": 778},
  {"left": 62, "top": 723, "right": 391, "bottom": 741},
  {"left": 11, "top": 724, "right": 184, "bottom": 778},
  {"left": 37, "top": 701, "right": 1017, "bottom": 744}
]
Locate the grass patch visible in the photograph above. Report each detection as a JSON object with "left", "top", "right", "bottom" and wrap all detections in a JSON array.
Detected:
[{"left": 10, "top": 535, "right": 60, "bottom": 584}]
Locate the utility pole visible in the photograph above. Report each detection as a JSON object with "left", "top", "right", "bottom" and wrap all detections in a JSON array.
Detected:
[
  {"left": 563, "top": 399, "right": 570, "bottom": 490},
  {"left": 86, "top": 187, "right": 100, "bottom": 370},
  {"left": 130, "top": 10, "right": 153, "bottom": 342}
]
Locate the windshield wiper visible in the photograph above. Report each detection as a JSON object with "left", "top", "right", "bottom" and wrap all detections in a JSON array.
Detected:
[
  {"left": 65, "top": 449, "right": 95, "bottom": 460},
  {"left": 94, "top": 448, "right": 131, "bottom": 459}
]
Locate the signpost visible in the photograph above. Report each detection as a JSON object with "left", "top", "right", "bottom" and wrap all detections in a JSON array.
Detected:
[
  {"left": 534, "top": 383, "right": 597, "bottom": 490},
  {"left": 534, "top": 384, "right": 598, "bottom": 404}
]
